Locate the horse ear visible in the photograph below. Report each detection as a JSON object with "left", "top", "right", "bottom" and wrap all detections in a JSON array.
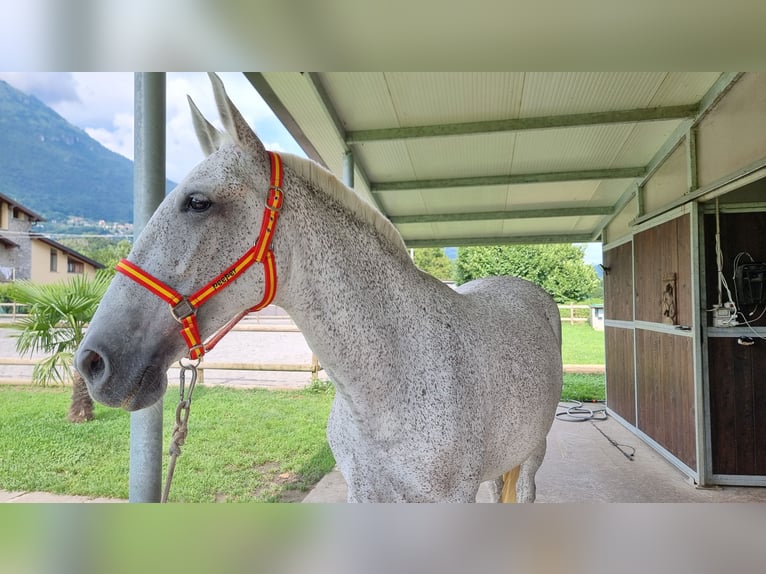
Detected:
[
  {"left": 188, "top": 95, "right": 223, "bottom": 156},
  {"left": 207, "top": 72, "right": 266, "bottom": 157}
]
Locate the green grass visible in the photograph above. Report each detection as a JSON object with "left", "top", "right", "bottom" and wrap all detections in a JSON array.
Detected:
[
  {"left": 560, "top": 324, "right": 605, "bottom": 401},
  {"left": 0, "top": 385, "right": 335, "bottom": 502},
  {"left": 0, "top": 325, "right": 606, "bottom": 501},
  {"left": 561, "top": 323, "right": 605, "bottom": 364},
  {"left": 561, "top": 373, "right": 605, "bottom": 402}
]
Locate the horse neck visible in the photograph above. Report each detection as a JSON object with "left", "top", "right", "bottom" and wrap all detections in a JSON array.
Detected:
[{"left": 274, "top": 183, "right": 424, "bottom": 401}]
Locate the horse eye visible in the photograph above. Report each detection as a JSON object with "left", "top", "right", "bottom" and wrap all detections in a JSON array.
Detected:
[{"left": 187, "top": 194, "right": 212, "bottom": 213}]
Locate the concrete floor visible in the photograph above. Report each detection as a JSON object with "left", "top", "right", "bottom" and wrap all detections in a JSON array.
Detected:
[{"left": 304, "top": 415, "right": 766, "bottom": 503}]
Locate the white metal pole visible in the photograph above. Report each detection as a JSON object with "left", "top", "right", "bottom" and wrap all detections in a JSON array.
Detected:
[{"left": 129, "top": 72, "right": 166, "bottom": 503}]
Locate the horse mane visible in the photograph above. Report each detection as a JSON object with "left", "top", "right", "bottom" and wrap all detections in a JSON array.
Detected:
[{"left": 280, "top": 153, "right": 408, "bottom": 255}]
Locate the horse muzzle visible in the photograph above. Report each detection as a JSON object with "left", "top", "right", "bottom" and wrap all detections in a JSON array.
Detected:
[{"left": 75, "top": 344, "right": 168, "bottom": 411}]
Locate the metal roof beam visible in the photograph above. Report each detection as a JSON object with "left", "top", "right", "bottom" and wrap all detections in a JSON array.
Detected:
[
  {"left": 621, "top": 73, "right": 746, "bottom": 230},
  {"left": 303, "top": 72, "right": 387, "bottom": 214},
  {"left": 693, "top": 72, "right": 744, "bottom": 127},
  {"left": 347, "top": 105, "right": 698, "bottom": 143},
  {"left": 244, "top": 73, "right": 326, "bottom": 168},
  {"left": 391, "top": 206, "right": 613, "bottom": 224},
  {"left": 642, "top": 73, "right": 743, "bottom": 185},
  {"left": 405, "top": 234, "right": 594, "bottom": 248},
  {"left": 590, "top": 183, "right": 639, "bottom": 241},
  {"left": 372, "top": 167, "right": 645, "bottom": 192},
  {"left": 244, "top": 72, "right": 387, "bottom": 214}
]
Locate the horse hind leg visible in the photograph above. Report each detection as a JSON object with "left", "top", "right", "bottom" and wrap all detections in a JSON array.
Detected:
[
  {"left": 500, "top": 466, "right": 521, "bottom": 502},
  {"left": 500, "top": 439, "right": 547, "bottom": 503}
]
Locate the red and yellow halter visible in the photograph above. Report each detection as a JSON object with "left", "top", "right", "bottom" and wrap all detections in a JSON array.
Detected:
[{"left": 115, "top": 151, "right": 284, "bottom": 360}]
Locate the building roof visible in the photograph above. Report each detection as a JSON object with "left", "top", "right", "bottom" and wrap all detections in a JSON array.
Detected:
[
  {"left": 0, "top": 233, "right": 19, "bottom": 248},
  {"left": 245, "top": 73, "right": 742, "bottom": 247},
  {"left": 0, "top": 191, "right": 46, "bottom": 223},
  {"left": 31, "top": 235, "right": 105, "bottom": 270}
]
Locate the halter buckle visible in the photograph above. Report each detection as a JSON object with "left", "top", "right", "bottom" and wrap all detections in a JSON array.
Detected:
[
  {"left": 187, "top": 344, "right": 205, "bottom": 360},
  {"left": 266, "top": 187, "right": 283, "bottom": 212},
  {"left": 171, "top": 298, "right": 196, "bottom": 323}
]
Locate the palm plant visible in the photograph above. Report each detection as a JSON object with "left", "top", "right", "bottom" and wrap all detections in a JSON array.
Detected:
[{"left": 11, "top": 271, "right": 111, "bottom": 422}]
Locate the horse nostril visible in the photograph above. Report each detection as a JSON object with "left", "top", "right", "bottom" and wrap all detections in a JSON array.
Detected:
[
  {"left": 78, "top": 349, "right": 106, "bottom": 383},
  {"left": 88, "top": 352, "right": 105, "bottom": 379}
]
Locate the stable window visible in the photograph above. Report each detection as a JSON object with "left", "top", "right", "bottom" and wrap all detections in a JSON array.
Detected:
[
  {"left": 67, "top": 258, "right": 84, "bottom": 274},
  {"left": 50, "top": 249, "right": 58, "bottom": 272}
]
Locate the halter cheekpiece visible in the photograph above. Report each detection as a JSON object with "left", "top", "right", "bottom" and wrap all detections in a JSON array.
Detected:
[{"left": 115, "top": 151, "right": 284, "bottom": 360}]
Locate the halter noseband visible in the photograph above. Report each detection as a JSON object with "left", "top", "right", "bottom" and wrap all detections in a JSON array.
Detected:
[{"left": 115, "top": 151, "right": 284, "bottom": 360}]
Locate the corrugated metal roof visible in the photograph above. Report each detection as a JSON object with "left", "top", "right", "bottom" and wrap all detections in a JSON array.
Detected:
[
  {"left": 382, "top": 73, "right": 525, "bottom": 126},
  {"left": 247, "top": 72, "right": 735, "bottom": 247}
]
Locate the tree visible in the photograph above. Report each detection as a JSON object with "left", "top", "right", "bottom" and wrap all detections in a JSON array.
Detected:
[
  {"left": 58, "top": 237, "right": 132, "bottom": 270},
  {"left": 455, "top": 244, "right": 599, "bottom": 303},
  {"left": 11, "top": 271, "right": 111, "bottom": 422},
  {"left": 413, "top": 247, "right": 453, "bottom": 280}
]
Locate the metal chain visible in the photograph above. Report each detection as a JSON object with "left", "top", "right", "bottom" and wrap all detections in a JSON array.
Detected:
[{"left": 161, "top": 358, "right": 200, "bottom": 503}]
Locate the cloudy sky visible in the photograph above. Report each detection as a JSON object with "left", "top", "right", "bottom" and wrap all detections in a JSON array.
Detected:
[
  {"left": 0, "top": 72, "right": 601, "bottom": 263},
  {"left": 0, "top": 72, "right": 305, "bottom": 183}
]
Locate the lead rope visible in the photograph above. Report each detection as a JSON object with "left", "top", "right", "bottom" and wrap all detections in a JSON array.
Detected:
[{"left": 161, "top": 358, "right": 199, "bottom": 503}]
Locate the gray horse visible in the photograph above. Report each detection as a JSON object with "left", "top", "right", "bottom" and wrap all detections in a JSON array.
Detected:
[{"left": 75, "top": 74, "right": 562, "bottom": 503}]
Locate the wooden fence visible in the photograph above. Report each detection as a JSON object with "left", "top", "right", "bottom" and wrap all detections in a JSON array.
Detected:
[
  {"left": 1, "top": 302, "right": 593, "bottom": 324},
  {"left": 0, "top": 310, "right": 323, "bottom": 386},
  {"left": 0, "top": 302, "right": 28, "bottom": 321},
  {"left": 0, "top": 355, "right": 603, "bottom": 386},
  {"left": 0, "top": 304, "right": 603, "bottom": 386},
  {"left": 558, "top": 303, "right": 590, "bottom": 325}
]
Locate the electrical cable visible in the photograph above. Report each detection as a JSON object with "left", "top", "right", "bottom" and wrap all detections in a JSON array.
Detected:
[
  {"left": 714, "top": 198, "right": 737, "bottom": 317},
  {"left": 736, "top": 310, "right": 766, "bottom": 341},
  {"left": 589, "top": 421, "right": 636, "bottom": 461},
  {"left": 729, "top": 250, "right": 766, "bottom": 340},
  {"left": 556, "top": 400, "right": 636, "bottom": 461},
  {"left": 556, "top": 399, "right": 607, "bottom": 422}
]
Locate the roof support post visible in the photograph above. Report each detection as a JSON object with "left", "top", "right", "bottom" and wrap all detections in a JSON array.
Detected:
[
  {"left": 690, "top": 201, "right": 709, "bottom": 486},
  {"left": 686, "top": 127, "right": 698, "bottom": 193},
  {"left": 343, "top": 150, "right": 354, "bottom": 188},
  {"left": 129, "top": 72, "right": 166, "bottom": 503}
]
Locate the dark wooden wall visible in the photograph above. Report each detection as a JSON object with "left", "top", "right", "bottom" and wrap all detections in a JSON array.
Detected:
[
  {"left": 703, "top": 211, "right": 766, "bottom": 327},
  {"left": 635, "top": 329, "right": 696, "bottom": 469},
  {"left": 704, "top": 210, "right": 766, "bottom": 475},
  {"left": 605, "top": 326, "right": 635, "bottom": 424},
  {"left": 603, "top": 242, "right": 636, "bottom": 424},
  {"left": 634, "top": 215, "right": 692, "bottom": 326},
  {"left": 603, "top": 241, "right": 633, "bottom": 321},
  {"left": 604, "top": 214, "right": 698, "bottom": 471},
  {"left": 708, "top": 337, "right": 766, "bottom": 475}
]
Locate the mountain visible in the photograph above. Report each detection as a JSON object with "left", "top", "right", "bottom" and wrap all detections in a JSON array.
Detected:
[{"left": 0, "top": 80, "right": 175, "bottom": 223}]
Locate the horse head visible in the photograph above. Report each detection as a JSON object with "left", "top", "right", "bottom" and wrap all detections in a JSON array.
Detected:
[{"left": 76, "top": 73, "right": 283, "bottom": 410}]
